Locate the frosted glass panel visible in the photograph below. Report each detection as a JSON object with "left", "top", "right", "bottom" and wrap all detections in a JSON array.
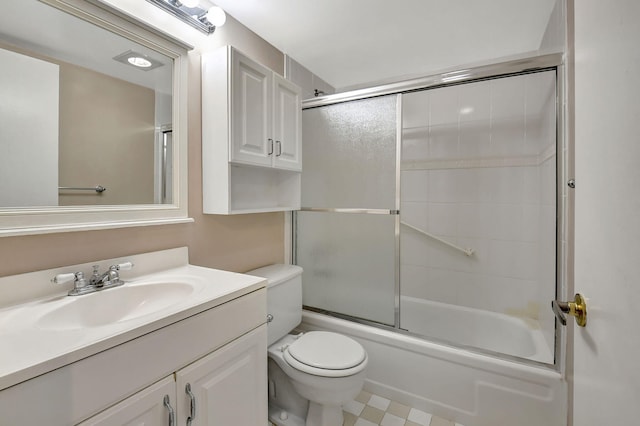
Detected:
[
  {"left": 301, "top": 95, "right": 398, "bottom": 208},
  {"left": 297, "top": 211, "right": 396, "bottom": 325},
  {"left": 399, "top": 70, "right": 557, "bottom": 363}
]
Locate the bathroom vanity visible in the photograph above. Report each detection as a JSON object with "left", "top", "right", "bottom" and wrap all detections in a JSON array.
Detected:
[{"left": 0, "top": 248, "right": 268, "bottom": 425}]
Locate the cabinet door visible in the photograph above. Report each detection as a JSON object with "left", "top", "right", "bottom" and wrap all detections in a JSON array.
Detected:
[
  {"left": 176, "top": 325, "right": 268, "bottom": 426},
  {"left": 77, "top": 376, "right": 176, "bottom": 426},
  {"left": 231, "top": 51, "right": 272, "bottom": 167},
  {"left": 272, "top": 73, "right": 302, "bottom": 171}
]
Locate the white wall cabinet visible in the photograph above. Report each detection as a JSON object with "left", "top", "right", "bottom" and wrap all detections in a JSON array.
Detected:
[
  {"left": 202, "top": 45, "right": 302, "bottom": 214},
  {"left": 79, "top": 326, "right": 267, "bottom": 426}
]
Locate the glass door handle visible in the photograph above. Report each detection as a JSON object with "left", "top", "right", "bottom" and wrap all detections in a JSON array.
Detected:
[{"left": 552, "top": 293, "right": 587, "bottom": 327}]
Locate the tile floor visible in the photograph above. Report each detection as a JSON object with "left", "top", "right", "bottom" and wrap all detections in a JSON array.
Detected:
[
  {"left": 269, "top": 390, "right": 465, "bottom": 426},
  {"left": 342, "top": 390, "right": 465, "bottom": 426}
]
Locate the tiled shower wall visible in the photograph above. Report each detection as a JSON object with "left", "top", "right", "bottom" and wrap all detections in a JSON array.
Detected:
[{"left": 400, "top": 71, "right": 557, "bottom": 352}]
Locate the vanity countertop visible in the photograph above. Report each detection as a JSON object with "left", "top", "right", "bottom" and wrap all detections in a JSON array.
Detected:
[{"left": 0, "top": 250, "right": 266, "bottom": 391}]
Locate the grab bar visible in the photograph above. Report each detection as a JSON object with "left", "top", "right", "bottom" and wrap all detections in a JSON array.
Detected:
[
  {"left": 400, "top": 221, "right": 475, "bottom": 256},
  {"left": 58, "top": 185, "right": 106, "bottom": 193}
]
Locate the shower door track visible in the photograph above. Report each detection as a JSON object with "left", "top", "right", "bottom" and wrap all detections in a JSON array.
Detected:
[{"left": 302, "top": 53, "right": 562, "bottom": 109}]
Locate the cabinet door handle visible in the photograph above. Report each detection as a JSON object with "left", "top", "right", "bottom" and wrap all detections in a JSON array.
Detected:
[
  {"left": 163, "top": 395, "right": 176, "bottom": 426},
  {"left": 267, "top": 138, "right": 274, "bottom": 155},
  {"left": 276, "top": 140, "right": 282, "bottom": 157},
  {"left": 186, "top": 383, "right": 197, "bottom": 426}
]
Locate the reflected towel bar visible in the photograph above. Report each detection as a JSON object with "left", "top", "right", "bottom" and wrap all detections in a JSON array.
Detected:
[
  {"left": 400, "top": 221, "right": 474, "bottom": 256},
  {"left": 58, "top": 185, "right": 107, "bottom": 193}
]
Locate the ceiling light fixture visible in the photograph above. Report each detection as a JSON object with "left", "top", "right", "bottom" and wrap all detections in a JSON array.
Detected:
[
  {"left": 145, "top": 0, "right": 226, "bottom": 35},
  {"left": 113, "top": 50, "right": 164, "bottom": 71}
]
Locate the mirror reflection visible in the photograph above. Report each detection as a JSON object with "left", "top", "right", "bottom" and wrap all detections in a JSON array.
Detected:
[{"left": 0, "top": 0, "right": 173, "bottom": 208}]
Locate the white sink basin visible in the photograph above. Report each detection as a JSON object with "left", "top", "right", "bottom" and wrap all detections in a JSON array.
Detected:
[{"left": 37, "top": 282, "right": 195, "bottom": 330}]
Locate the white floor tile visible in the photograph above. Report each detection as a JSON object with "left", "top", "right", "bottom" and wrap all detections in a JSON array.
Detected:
[
  {"left": 367, "top": 394, "right": 391, "bottom": 411},
  {"left": 344, "top": 399, "right": 366, "bottom": 416},
  {"left": 408, "top": 408, "right": 432, "bottom": 425},
  {"left": 354, "top": 418, "right": 378, "bottom": 426},
  {"left": 381, "top": 412, "right": 406, "bottom": 426}
]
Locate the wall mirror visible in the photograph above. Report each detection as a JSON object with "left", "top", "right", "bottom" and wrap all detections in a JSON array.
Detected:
[{"left": 0, "top": 0, "right": 191, "bottom": 236}]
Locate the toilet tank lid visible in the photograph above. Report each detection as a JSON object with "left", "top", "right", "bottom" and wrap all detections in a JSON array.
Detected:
[{"left": 246, "top": 264, "right": 303, "bottom": 287}]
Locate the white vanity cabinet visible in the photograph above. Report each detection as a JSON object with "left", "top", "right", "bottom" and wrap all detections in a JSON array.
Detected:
[
  {"left": 76, "top": 376, "right": 177, "bottom": 426},
  {"left": 79, "top": 326, "right": 267, "bottom": 426},
  {"left": 175, "top": 325, "right": 267, "bottom": 425},
  {"left": 0, "top": 288, "right": 267, "bottom": 426},
  {"left": 202, "top": 45, "right": 302, "bottom": 214}
]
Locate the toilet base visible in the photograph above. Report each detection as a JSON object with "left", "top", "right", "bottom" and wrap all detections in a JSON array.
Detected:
[
  {"left": 305, "top": 401, "right": 343, "bottom": 426},
  {"left": 268, "top": 404, "right": 305, "bottom": 426}
]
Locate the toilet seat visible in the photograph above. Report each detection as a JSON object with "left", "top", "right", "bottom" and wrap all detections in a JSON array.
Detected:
[{"left": 283, "top": 331, "right": 367, "bottom": 378}]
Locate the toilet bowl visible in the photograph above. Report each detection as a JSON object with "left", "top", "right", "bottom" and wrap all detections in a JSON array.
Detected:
[{"left": 247, "top": 264, "right": 368, "bottom": 426}]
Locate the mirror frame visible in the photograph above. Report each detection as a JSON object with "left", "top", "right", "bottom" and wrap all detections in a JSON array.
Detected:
[{"left": 0, "top": 0, "right": 193, "bottom": 237}]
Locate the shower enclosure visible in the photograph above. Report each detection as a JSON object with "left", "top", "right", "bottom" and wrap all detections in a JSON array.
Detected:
[{"left": 294, "top": 56, "right": 563, "bottom": 366}]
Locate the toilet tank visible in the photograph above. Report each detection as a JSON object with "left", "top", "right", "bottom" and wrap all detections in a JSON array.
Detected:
[{"left": 247, "top": 264, "right": 303, "bottom": 346}]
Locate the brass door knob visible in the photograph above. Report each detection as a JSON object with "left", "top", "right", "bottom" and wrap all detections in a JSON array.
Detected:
[{"left": 552, "top": 293, "right": 587, "bottom": 327}]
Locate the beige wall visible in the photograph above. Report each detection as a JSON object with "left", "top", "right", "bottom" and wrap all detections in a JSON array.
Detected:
[
  {"left": 58, "top": 63, "right": 156, "bottom": 206},
  {"left": 0, "top": 8, "right": 285, "bottom": 278}
]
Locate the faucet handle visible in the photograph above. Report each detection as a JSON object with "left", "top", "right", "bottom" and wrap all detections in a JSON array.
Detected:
[
  {"left": 115, "top": 261, "right": 134, "bottom": 271},
  {"left": 52, "top": 273, "right": 76, "bottom": 285}
]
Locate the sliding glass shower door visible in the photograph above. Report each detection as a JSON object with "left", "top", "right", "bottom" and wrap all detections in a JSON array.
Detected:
[
  {"left": 295, "top": 67, "right": 560, "bottom": 365},
  {"left": 295, "top": 95, "right": 399, "bottom": 326}
]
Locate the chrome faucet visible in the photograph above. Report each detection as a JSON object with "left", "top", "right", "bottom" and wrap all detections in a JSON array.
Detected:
[{"left": 52, "top": 261, "right": 134, "bottom": 296}]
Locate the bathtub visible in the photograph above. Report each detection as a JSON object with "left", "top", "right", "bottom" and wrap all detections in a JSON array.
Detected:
[
  {"left": 400, "top": 296, "right": 554, "bottom": 364},
  {"left": 299, "top": 309, "right": 567, "bottom": 426}
]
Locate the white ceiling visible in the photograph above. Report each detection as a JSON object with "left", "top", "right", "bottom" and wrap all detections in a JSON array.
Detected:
[
  {"left": 0, "top": 1, "right": 173, "bottom": 94},
  {"left": 213, "top": 0, "right": 558, "bottom": 90}
]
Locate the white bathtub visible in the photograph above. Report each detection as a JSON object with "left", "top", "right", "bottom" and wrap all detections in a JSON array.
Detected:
[
  {"left": 300, "top": 309, "right": 567, "bottom": 426},
  {"left": 400, "top": 296, "right": 554, "bottom": 363}
]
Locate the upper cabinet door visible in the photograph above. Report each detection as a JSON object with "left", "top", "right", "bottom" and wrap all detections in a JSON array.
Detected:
[
  {"left": 272, "top": 74, "right": 302, "bottom": 171},
  {"left": 231, "top": 52, "right": 272, "bottom": 167}
]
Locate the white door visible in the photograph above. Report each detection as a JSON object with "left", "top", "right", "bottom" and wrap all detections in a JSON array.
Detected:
[
  {"left": 175, "top": 326, "right": 268, "bottom": 426},
  {"left": 572, "top": 1, "right": 640, "bottom": 424},
  {"left": 273, "top": 73, "right": 302, "bottom": 171}
]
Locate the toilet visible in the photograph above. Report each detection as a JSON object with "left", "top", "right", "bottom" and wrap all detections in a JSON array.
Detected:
[{"left": 248, "top": 264, "right": 368, "bottom": 426}]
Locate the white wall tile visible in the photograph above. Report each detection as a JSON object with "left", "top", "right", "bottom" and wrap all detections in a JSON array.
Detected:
[
  {"left": 401, "top": 230, "right": 431, "bottom": 267},
  {"left": 459, "top": 80, "right": 490, "bottom": 123},
  {"left": 455, "top": 169, "right": 481, "bottom": 203},
  {"left": 403, "top": 91, "right": 429, "bottom": 128},
  {"left": 427, "top": 203, "right": 458, "bottom": 236},
  {"left": 491, "top": 75, "right": 526, "bottom": 121},
  {"left": 430, "top": 86, "right": 459, "bottom": 126},
  {"left": 401, "top": 170, "right": 429, "bottom": 202},
  {"left": 429, "top": 124, "right": 458, "bottom": 159},
  {"left": 457, "top": 203, "right": 491, "bottom": 238},
  {"left": 459, "top": 122, "right": 491, "bottom": 158},
  {"left": 428, "top": 169, "right": 459, "bottom": 203},
  {"left": 401, "top": 201, "right": 429, "bottom": 230},
  {"left": 402, "top": 128, "right": 429, "bottom": 162}
]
